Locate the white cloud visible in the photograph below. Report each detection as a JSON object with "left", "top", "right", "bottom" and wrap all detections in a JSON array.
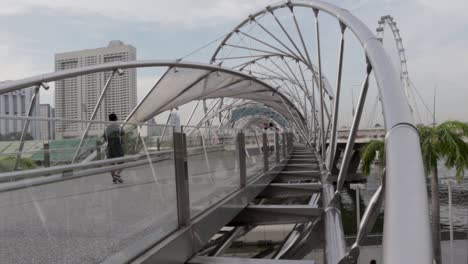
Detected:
[
  {"left": 411, "top": 45, "right": 468, "bottom": 76},
  {"left": 0, "top": 45, "right": 43, "bottom": 80},
  {"left": 417, "top": 0, "right": 468, "bottom": 17},
  {"left": 0, "top": 0, "right": 274, "bottom": 27}
]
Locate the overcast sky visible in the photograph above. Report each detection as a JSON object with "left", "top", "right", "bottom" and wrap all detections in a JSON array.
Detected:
[{"left": 0, "top": 0, "right": 467, "bottom": 125}]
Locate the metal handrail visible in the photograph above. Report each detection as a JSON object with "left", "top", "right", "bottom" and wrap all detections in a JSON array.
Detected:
[{"left": 0, "top": 144, "right": 224, "bottom": 183}]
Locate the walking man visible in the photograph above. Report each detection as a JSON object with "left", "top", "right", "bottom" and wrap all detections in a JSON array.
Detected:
[{"left": 104, "top": 113, "right": 124, "bottom": 183}]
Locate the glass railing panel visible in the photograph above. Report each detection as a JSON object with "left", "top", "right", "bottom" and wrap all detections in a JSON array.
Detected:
[
  {"left": 0, "top": 120, "right": 178, "bottom": 264},
  {"left": 267, "top": 131, "right": 277, "bottom": 164},
  {"left": 244, "top": 129, "right": 264, "bottom": 180},
  {"left": 184, "top": 126, "right": 240, "bottom": 217}
]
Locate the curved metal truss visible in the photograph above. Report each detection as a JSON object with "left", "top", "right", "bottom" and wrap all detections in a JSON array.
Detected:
[
  {"left": 0, "top": 1, "right": 432, "bottom": 263},
  {"left": 208, "top": 1, "right": 431, "bottom": 263},
  {"left": 0, "top": 60, "right": 304, "bottom": 126},
  {"left": 226, "top": 105, "right": 288, "bottom": 129}
]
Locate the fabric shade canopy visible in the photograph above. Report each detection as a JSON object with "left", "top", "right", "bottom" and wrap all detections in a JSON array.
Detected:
[{"left": 125, "top": 63, "right": 305, "bottom": 129}]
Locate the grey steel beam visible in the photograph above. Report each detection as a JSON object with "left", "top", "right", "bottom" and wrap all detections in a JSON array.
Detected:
[
  {"left": 43, "top": 142, "right": 50, "bottom": 167},
  {"left": 186, "top": 100, "right": 201, "bottom": 126},
  {"left": 308, "top": 146, "right": 347, "bottom": 264},
  {"left": 313, "top": 9, "right": 326, "bottom": 160},
  {"left": 188, "top": 256, "right": 314, "bottom": 264},
  {"left": 282, "top": 133, "right": 287, "bottom": 158},
  {"left": 237, "top": 132, "right": 247, "bottom": 188},
  {"left": 269, "top": 10, "right": 309, "bottom": 64},
  {"left": 328, "top": 20, "right": 344, "bottom": 172},
  {"left": 236, "top": 30, "right": 293, "bottom": 58},
  {"left": 272, "top": 174, "right": 320, "bottom": 183},
  {"left": 275, "top": 132, "right": 280, "bottom": 163},
  {"left": 223, "top": 44, "right": 286, "bottom": 57},
  {"left": 259, "top": 183, "right": 321, "bottom": 198},
  {"left": 251, "top": 19, "right": 303, "bottom": 62},
  {"left": 173, "top": 132, "right": 190, "bottom": 227},
  {"left": 209, "top": 226, "right": 249, "bottom": 257},
  {"left": 72, "top": 68, "right": 123, "bottom": 163},
  {"left": 270, "top": 183, "right": 322, "bottom": 190},
  {"left": 280, "top": 218, "right": 324, "bottom": 259},
  {"left": 289, "top": 5, "right": 314, "bottom": 70},
  {"left": 273, "top": 226, "right": 302, "bottom": 260},
  {"left": 263, "top": 132, "right": 269, "bottom": 172},
  {"left": 13, "top": 84, "right": 42, "bottom": 171},
  {"left": 230, "top": 205, "right": 322, "bottom": 226},
  {"left": 334, "top": 63, "right": 372, "bottom": 193},
  {"left": 311, "top": 78, "right": 317, "bottom": 147}
]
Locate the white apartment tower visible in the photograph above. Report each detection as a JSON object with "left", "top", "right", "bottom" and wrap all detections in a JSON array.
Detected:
[
  {"left": 54, "top": 40, "right": 137, "bottom": 139},
  {"left": 0, "top": 83, "right": 41, "bottom": 140},
  {"left": 39, "top": 104, "right": 55, "bottom": 140}
]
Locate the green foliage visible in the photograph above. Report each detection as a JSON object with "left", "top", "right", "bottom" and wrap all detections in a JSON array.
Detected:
[
  {"left": 0, "top": 156, "right": 37, "bottom": 172},
  {"left": 359, "top": 139, "right": 385, "bottom": 175},
  {"left": 0, "top": 132, "right": 34, "bottom": 141},
  {"left": 122, "top": 131, "right": 142, "bottom": 155},
  {"left": 418, "top": 121, "right": 468, "bottom": 181},
  {"left": 359, "top": 120, "right": 468, "bottom": 181},
  {"left": 120, "top": 130, "right": 156, "bottom": 155}
]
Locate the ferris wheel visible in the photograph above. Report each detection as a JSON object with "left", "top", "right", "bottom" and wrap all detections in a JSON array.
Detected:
[{"left": 376, "top": 15, "right": 432, "bottom": 124}]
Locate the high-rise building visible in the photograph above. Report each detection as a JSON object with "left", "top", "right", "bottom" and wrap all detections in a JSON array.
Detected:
[
  {"left": 54, "top": 40, "right": 137, "bottom": 139},
  {"left": 168, "top": 110, "right": 181, "bottom": 132},
  {"left": 0, "top": 83, "right": 40, "bottom": 140},
  {"left": 39, "top": 104, "right": 55, "bottom": 140}
]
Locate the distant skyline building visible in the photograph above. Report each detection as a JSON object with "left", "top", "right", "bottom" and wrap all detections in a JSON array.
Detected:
[
  {"left": 54, "top": 40, "right": 137, "bottom": 139},
  {"left": 0, "top": 82, "right": 41, "bottom": 140},
  {"left": 168, "top": 110, "right": 181, "bottom": 132},
  {"left": 147, "top": 118, "right": 162, "bottom": 136},
  {"left": 39, "top": 104, "right": 55, "bottom": 140}
]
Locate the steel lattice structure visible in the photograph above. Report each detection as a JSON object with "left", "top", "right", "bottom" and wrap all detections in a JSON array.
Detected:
[{"left": 0, "top": 1, "right": 433, "bottom": 264}]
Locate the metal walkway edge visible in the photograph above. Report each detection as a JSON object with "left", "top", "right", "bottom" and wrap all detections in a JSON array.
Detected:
[{"left": 184, "top": 144, "right": 325, "bottom": 263}]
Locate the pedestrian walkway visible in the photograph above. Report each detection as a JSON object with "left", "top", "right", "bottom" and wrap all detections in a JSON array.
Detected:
[{"left": 189, "top": 144, "right": 324, "bottom": 262}]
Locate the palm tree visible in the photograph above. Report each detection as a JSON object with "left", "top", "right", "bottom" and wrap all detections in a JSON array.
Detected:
[{"left": 359, "top": 120, "right": 468, "bottom": 264}]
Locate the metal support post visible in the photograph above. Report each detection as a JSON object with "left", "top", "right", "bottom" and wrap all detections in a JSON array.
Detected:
[
  {"left": 14, "top": 84, "right": 42, "bottom": 171},
  {"left": 43, "top": 142, "right": 50, "bottom": 168},
  {"left": 288, "top": 133, "right": 293, "bottom": 154},
  {"left": 262, "top": 133, "right": 268, "bottom": 172},
  {"left": 237, "top": 132, "right": 246, "bottom": 188},
  {"left": 96, "top": 140, "right": 102, "bottom": 160},
  {"left": 442, "top": 178, "right": 456, "bottom": 264},
  {"left": 275, "top": 132, "right": 280, "bottom": 163},
  {"left": 72, "top": 69, "right": 123, "bottom": 163},
  {"left": 448, "top": 181, "right": 454, "bottom": 264},
  {"left": 334, "top": 63, "right": 372, "bottom": 192},
  {"left": 313, "top": 9, "right": 326, "bottom": 160},
  {"left": 350, "top": 183, "right": 365, "bottom": 230},
  {"left": 328, "top": 23, "right": 346, "bottom": 171},
  {"left": 173, "top": 132, "right": 190, "bottom": 227},
  {"left": 282, "top": 133, "right": 287, "bottom": 158}
]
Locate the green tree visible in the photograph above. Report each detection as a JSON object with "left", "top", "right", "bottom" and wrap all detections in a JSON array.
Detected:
[
  {"left": 0, "top": 132, "right": 34, "bottom": 141},
  {"left": 0, "top": 156, "right": 37, "bottom": 173},
  {"left": 359, "top": 121, "right": 468, "bottom": 264}
]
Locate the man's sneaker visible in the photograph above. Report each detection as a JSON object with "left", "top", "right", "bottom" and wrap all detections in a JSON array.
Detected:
[{"left": 113, "top": 175, "right": 124, "bottom": 183}]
